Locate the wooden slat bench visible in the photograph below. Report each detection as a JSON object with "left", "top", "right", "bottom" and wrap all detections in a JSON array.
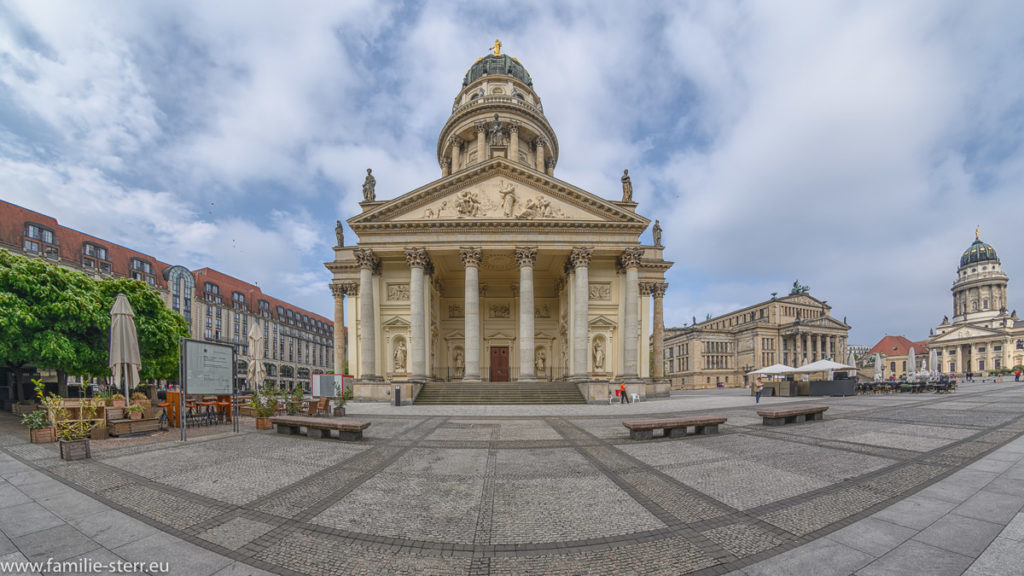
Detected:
[
  {"left": 622, "top": 416, "right": 727, "bottom": 440},
  {"left": 269, "top": 416, "right": 371, "bottom": 441},
  {"left": 756, "top": 406, "right": 828, "bottom": 426}
]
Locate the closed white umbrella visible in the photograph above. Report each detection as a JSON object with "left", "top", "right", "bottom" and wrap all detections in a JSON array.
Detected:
[
  {"left": 874, "top": 354, "right": 883, "bottom": 381},
  {"left": 907, "top": 346, "right": 917, "bottom": 382},
  {"left": 246, "top": 323, "right": 267, "bottom": 389},
  {"left": 929, "top": 348, "right": 938, "bottom": 375},
  {"left": 109, "top": 293, "right": 141, "bottom": 398}
]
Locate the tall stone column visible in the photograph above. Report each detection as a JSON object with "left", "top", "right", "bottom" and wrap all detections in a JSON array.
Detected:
[
  {"left": 535, "top": 137, "right": 546, "bottom": 172},
  {"left": 509, "top": 123, "right": 520, "bottom": 165},
  {"left": 354, "top": 248, "right": 379, "bottom": 380},
  {"left": 450, "top": 136, "right": 462, "bottom": 172},
  {"left": 651, "top": 282, "right": 668, "bottom": 378},
  {"left": 570, "top": 247, "right": 592, "bottom": 378},
  {"left": 405, "top": 248, "right": 430, "bottom": 382},
  {"left": 816, "top": 334, "right": 823, "bottom": 361},
  {"left": 621, "top": 248, "right": 644, "bottom": 378},
  {"left": 796, "top": 334, "right": 803, "bottom": 366},
  {"left": 330, "top": 283, "right": 345, "bottom": 375},
  {"left": 460, "top": 248, "right": 483, "bottom": 380},
  {"left": 476, "top": 122, "right": 487, "bottom": 164},
  {"left": 516, "top": 247, "right": 537, "bottom": 381}
]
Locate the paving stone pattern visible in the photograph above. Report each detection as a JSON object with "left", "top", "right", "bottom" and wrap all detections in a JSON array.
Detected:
[{"left": 4, "top": 382, "right": 1024, "bottom": 575}]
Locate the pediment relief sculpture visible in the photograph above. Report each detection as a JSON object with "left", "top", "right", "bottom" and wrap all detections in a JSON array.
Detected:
[{"left": 404, "top": 178, "right": 579, "bottom": 221}]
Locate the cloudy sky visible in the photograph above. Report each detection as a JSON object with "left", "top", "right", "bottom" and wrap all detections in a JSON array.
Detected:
[{"left": 2, "top": 1, "right": 1022, "bottom": 345}]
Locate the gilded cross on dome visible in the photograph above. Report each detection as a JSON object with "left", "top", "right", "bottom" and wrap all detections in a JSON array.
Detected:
[{"left": 492, "top": 39, "right": 502, "bottom": 56}]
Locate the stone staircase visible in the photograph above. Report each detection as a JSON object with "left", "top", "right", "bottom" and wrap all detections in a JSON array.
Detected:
[{"left": 414, "top": 381, "right": 587, "bottom": 405}]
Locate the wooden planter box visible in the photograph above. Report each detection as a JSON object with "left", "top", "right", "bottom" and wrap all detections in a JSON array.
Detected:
[
  {"left": 13, "top": 403, "right": 40, "bottom": 416},
  {"left": 59, "top": 439, "right": 91, "bottom": 461},
  {"left": 30, "top": 427, "right": 56, "bottom": 444},
  {"left": 255, "top": 417, "right": 273, "bottom": 430},
  {"left": 332, "top": 406, "right": 346, "bottom": 417},
  {"left": 109, "top": 418, "right": 159, "bottom": 436}
]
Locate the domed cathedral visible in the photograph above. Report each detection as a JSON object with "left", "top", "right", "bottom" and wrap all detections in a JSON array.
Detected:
[
  {"left": 326, "top": 42, "right": 673, "bottom": 404},
  {"left": 929, "top": 230, "right": 1024, "bottom": 375}
]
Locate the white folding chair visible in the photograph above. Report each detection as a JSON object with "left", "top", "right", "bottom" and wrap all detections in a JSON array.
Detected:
[{"left": 631, "top": 393, "right": 640, "bottom": 403}]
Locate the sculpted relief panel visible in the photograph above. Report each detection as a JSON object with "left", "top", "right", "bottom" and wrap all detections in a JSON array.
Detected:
[
  {"left": 396, "top": 178, "right": 592, "bottom": 221},
  {"left": 589, "top": 283, "right": 611, "bottom": 301},
  {"left": 387, "top": 284, "right": 410, "bottom": 302}
]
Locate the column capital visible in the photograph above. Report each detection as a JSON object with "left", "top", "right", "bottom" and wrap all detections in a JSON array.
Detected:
[
  {"left": 639, "top": 282, "right": 655, "bottom": 296},
  {"left": 448, "top": 135, "right": 463, "bottom": 147},
  {"left": 652, "top": 282, "right": 668, "bottom": 298},
  {"left": 475, "top": 121, "right": 487, "bottom": 133},
  {"left": 404, "top": 247, "right": 430, "bottom": 269},
  {"left": 341, "top": 281, "right": 359, "bottom": 296},
  {"left": 514, "top": 246, "right": 537, "bottom": 267},
  {"left": 459, "top": 247, "right": 483, "bottom": 267},
  {"left": 330, "top": 283, "right": 345, "bottom": 298},
  {"left": 569, "top": 246, "right": 592, "bottom": 269},
  {"left": 535, "top": 136, "right": 547, "bottom": 148},
  {"left": 354, "top": 248, "right": 378, "bottom": 270},
  {"left": 619, "top": 246, "right": 644, "bottom": 269},
  {"left": 507, "top": 121, "right": 520, "bottom": 134}
]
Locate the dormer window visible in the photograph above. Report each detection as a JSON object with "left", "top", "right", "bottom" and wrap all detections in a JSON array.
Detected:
[
  {"left": 25, "top": 223, "right": 54, "bottom": 244},
  {"left": 83, "top": 243, "right": 108, "bottom": 261},
  {"left": 131, "top": 258, "right": 153, "bottom": 274},
  {"left": 204, "top": 282, "right": 220, "bottom": 295}
]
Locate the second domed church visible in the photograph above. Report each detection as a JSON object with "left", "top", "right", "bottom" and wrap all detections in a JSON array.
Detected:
[
  {"left": 327, "top": 43, "right": 672, "bottom": 403},
  {"left": 929, "top": 231, "right": 1023, "bottom": 373}
]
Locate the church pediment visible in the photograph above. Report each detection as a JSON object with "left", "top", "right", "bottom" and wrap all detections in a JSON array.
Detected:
[
  {"left": 589, "top": 315, "right": 618, "bottom": 328},
  {"left": 349, "top": 159, "right": 647, "bottom": 229},
  {"left": 782, "top": 294, "right": 828, "bottom": 308},
  {"left": 801, "top": 317, "right": 848, "bottom": 329},
  {"left": 930, "top": 325, "right": 1004, "bottom": 343}
]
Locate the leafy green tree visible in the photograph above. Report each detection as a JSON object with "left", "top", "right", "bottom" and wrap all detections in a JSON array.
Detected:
[
  {"left": 95, "top": 278, "right": 190, "bottom": 380},
  {"left": 0, "top": 250, "right": 190, "bottom": 396}
]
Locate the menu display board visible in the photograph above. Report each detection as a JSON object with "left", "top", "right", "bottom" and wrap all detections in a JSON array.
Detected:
[{"left": 182, "top": 340, "right": 234, "bottom": 395}]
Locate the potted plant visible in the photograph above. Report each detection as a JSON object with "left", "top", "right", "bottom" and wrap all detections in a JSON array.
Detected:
[
  {"left": 249, "top": 386, "right": 278, "bottom": 430},
  {"left": 130, "top": 392, "right": 153, "bottom": 417},
  {"left": 123, "top": 404, "right": 145, "bottom": 420},
  {"left": 22, "top": 380, "right": 55, "bottom": 443},
  {"left": 286, "top": 385, "right": 303, "bottom": 415},
  {"left": 110, "top": 393, "right": 126, "bottom": 408},
  {"left": 42, "top": 393, "right": 95, "bottom": 461},
  {"left": 332, "top": 384, "right": 354, "bottom": 417}
]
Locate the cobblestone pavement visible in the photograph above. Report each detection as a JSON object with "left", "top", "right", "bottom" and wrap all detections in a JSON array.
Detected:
[{"left": 2, "top": 380, "right": 1024, "bottom": 575}]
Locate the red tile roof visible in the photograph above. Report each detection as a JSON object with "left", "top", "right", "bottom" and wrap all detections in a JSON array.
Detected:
[
  {"left": 0, "top": 200, "right": 331, "bottom": 328},
  {"left": 867, "top": 335, "right": 928, "bottom": 356}
]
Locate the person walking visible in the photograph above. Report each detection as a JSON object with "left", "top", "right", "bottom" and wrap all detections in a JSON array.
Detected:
[
  {"left": 755, "top": 380, "right": 764, "bottom": 404},
  {"left": 619, "top": 382, "right": 629, "bottom": 404},
  {"left": 1015, "top": 368, "right": 1020, "bottom": 382}
]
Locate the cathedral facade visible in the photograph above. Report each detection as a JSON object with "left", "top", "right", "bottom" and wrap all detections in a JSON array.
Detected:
[
  {"left": 928, "top": 233, "right": 1024, "bottom": 374},
  {"left": 326, "top": 44, "right": 672, "bottom": 403}
]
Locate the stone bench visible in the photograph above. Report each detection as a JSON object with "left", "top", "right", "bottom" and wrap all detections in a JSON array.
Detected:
[
  {"left": 756, "top": 406, "right": 828, "bottom": 426},
  {"left": 269, "top": 416, "right": 371, "bottom": 441},
  {"left": 622, "top": 416, "right": 727, "bottom": 440}
]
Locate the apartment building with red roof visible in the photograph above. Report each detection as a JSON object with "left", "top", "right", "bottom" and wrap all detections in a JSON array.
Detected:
[{"left": 0, "top": 200, "right": 333, "bottom": 394}]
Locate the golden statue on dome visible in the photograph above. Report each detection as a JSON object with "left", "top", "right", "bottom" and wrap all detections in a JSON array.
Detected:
[{"left": 492, "top": 39, "right": 502, "bottom": 56}]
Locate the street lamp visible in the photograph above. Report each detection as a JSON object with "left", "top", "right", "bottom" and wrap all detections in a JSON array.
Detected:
[{"left": 741, "top": 364, "right": 753, "bottom": 390}]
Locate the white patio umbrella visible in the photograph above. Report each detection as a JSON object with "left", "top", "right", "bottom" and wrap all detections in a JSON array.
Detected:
[
  {"left": 246, "top": 323, "right": 267, "bottom": 390},
  {"left": 109, "top": 293, "right": 141, "bottom": 398},
  {"left": 874, "top": 354, "right": 883, "bottom": 381},
  {"left": 929, "top": 348, "right": 938, "bottom": 375},
  {"left": 746, "top": 363, "right": 796, "bottom": 376},
  {"left": 791, "top": 359, "right": 857, "bottom": 373},
  {"left": 907, "top": 346, "right": 917, "bottom": 382},
  {"left": 847, "top": 350, "right": 858, "bottom": 377}
]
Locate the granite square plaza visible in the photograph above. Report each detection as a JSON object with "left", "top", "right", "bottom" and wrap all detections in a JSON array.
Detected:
[{"left": 3, "top": 381, "right": 1024, "bottom": 575}]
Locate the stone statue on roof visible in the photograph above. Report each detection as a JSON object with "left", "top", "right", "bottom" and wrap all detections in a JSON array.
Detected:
[
  {"left": 621, "top": 169, "right": 633, "bottom": 202},
  {"left": 362, "top": 168, "right": 376, "bottom": 202},
  {"left": 653, "top": 220, "right": 662, "bottom": 247},
  {"left": 335, "top": 220, "right": 343, "bottom": 247}
]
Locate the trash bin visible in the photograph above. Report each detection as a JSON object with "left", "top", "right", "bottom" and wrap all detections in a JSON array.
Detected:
[{"left": 394, "top": 385, "right": 401, "bottom": 406}]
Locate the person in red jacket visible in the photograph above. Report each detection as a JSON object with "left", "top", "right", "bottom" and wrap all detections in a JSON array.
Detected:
[{"left": 619, "top": 382, "right": 629, "bottom": 404}]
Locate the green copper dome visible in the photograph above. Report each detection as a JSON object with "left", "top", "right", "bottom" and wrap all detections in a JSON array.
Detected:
[
  {"left": 463, "top": 53, "right": 533, "bottom": 87},
  {"left": 960, "top": 236, "right": 998, "bottom": 267}
]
